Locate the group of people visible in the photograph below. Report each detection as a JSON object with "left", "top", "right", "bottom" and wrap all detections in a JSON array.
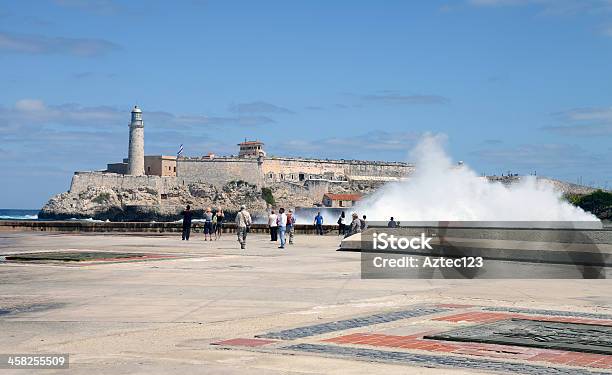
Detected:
[
  {"left": 180, "top": 205, "right": 225, "bottom": 241},
  {"left": 181, "top": 204, "right": 401, "bottom": 249},
  {"left": 327, "top": 212, "right": 400, "bottom": 237},
  {"left": 335, "top": 211, "right": 368, "bottom": 237},
  {"left": 267, "top": 208, "right": 296, "bottom": 249}
]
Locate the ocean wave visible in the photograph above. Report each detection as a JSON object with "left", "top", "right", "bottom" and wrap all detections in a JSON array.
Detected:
[
  {"left": 67, "top": 217, "right": 107, "bottom": 222},
  {"left": 0, "top": 214, "right": 38, "bottom": 220}
]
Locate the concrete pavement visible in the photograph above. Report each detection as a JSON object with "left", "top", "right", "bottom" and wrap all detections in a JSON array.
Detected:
[{"left": 0, "top": 232, "right": 611, "bottom": 374}]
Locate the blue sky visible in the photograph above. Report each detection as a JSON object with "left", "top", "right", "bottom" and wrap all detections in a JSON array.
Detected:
[{"left": 1, "top": 0, "right": 612, "bottom": 208}]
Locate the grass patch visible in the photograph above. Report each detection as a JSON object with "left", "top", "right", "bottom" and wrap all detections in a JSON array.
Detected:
[
  {"left": 566, "top": 190, "right": 612, "bottom": 220},
  {"left": 261, "top": 187, "right": 275, "bottom": 206}
]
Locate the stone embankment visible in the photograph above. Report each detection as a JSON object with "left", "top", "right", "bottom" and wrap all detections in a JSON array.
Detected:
[
  {"left": 0, "top": 220, "right": 338, "bottom": 234},
  {"left": 38, "top": 172, "right": 376, "bottom": 222}
]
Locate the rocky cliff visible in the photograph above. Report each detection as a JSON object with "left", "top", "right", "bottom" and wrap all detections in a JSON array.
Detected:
[
  {"left": 41, "top": 173, "right": 602, "bottom": 222},
  {"left": 38, "top": 180, "right": 370, "bottom": 222},
  {"left": 39, "top": 181, "right": 269, "bottom": 221}
]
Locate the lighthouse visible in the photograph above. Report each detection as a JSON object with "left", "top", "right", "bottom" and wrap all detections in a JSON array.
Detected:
[{"left": 127, "top": 105, "right": 145, "bottom": 176}]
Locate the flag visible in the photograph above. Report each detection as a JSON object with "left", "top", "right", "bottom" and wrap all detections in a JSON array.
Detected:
[{"left": 177, "top": 144, "right": 184, "bottom": 157}]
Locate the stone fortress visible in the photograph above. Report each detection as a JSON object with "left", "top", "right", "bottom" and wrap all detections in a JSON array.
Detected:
[
  {"left": 40, "top": 106, "right": 598, "bottom": 221},
  {"left": 40, "top": 106, "right": 416, "bottom": 220}
]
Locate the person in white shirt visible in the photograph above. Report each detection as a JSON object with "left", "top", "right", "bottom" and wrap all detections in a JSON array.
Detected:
[
  {"left": 337, "top": 211, "right": 347, "bottom": 236},
  {"left": 268, "top": 209, "right": 278, "bottom": 242},
  {"left": 277, "top": 207, "right": 288, "bottom": 249}
]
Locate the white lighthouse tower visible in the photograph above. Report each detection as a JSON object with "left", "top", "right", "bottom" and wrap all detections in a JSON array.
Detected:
[{"left": 127, "top": 105, "right": 145, "bottom": 176}]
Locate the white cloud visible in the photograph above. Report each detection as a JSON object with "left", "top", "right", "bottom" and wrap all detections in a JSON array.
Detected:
[
  {"left": 360, "top": 93, "right": 450, "bottom": 105},
  {"left": 466, "top": 0, "right": 612, "bottom": 31},
  {"left": 603, "top": 25, "right": 612, "bottom": 37},
  {"left": 0, "top": 99, "right": 275, "bottom": 131},
  {"left": 53, "top": 0, "right": 121, "bottom": 15},
  {"left": 471, "top": 143, "right": 605, "bottom": 168},
  {"left": 0, "top": 31, "right": 120, "bottom": 57},
  {"left": 467, "top": 0, "right": 612, "bottom": 12},
  {"left": 271, "top": 131, "right": 420, "bottom": 160},
  {"left": 468, "top": 0, "right": 531, "bottom": 6},
  {"left": 228, "top": 101, "right": 294, "bottom": 114},
  {"left": 554, "top": 106, "right": 612, "bottom": 122},
  {"left": 15, "top": 99, "right": 46, "bottom": 112},
  {"left": 544, "top": 106, "right": 612, "bottom": 136},
  {"left": 543, "top": 123, "right": 612, "bottom": 136}
]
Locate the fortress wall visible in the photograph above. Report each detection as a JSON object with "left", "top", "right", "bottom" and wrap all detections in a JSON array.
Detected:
[
  {"left": 70, "top": 158, "right": 413, "bottom": 196},
  {"left": 272, "top": 180, "right": 341, "bottom": 201},
  {"left": 177, "top": 158, "right": 262, "bottom": 187},
  {"left": 304, "top": 179, "right": 344, "bottom": 200},
  {"left": 275, "top": 181, "right": 309, "bottom": 195},
  {"left": 174, "top": 157, "right": 414, "bottom": 188},
  {"left": 262, "top": 158, "right": 414, "bottom": 181},
  {"left": 69, "top": 172, "right": 178, "bottom": 194},
  {"left": 344, "top": 163, "right": 415, "bottom": 178},
  {"left": 263, "top": 158, "right": 346, "bottom": 178}
]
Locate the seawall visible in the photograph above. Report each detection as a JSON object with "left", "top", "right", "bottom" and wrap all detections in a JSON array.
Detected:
[{"left": 0, "top": 220, "right": 339, "bottom": 234}]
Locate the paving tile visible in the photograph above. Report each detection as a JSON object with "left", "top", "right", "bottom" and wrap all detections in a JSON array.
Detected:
[
  {"left": 550, "top": 352, "right": 590, "bottom": 365},
  {"left": 482, "top": 307, "right": 612, "bottom": 321},
  {"left": 435, "top": 310, "right": 612, "bottom": 327},
  {"left": 211, "top": 338, "right": 277, "bottom": 347},
  {"left": 321, "top": 331, "right": 612, "bottom": 370},
  {"left": 565, "top": 354, "right": 610, "bottom": 367},
  {"left": 529, "top": 352, "right": 566, "bottom": 362},
  {"left": 257, "top": 306, "right": 449, "bottom": 340},
  {"left": 434, "top": 312, "right": 509, "bottom": 323},
  {"left": 281, "top": 343, "right": 611, "bottom": 375}
]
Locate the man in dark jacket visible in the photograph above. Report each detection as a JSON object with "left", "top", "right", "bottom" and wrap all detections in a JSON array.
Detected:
[{"left": 181, "top": 205, "right": 193, "bottom": 240}]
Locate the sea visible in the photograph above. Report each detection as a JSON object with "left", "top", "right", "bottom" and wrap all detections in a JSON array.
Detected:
[
  {"left": 0, "top": 209, "right": 40, "bottom": 220},
  {"left": 0, "top": 208, "right": 347, "bottom": 224}
]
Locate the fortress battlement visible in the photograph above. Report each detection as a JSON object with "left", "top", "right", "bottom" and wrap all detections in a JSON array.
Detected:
[
  {"left": 179, "top": 154, "right": 414, "bottom": 167},
  {"left": 176, "top": 152, "right": 415, "bottom": 188}
]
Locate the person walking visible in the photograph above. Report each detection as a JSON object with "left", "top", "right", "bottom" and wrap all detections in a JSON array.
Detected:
[
  {"left": 313, "top": 211, "right": 324, "bottom": 235},
  {"left": 347, "top": 212, "right": 362, "bottom": 237},
  {"left": 181, "top": 205, "right": 193, "bottom": 241},
  {"left": 268, "top": 209, "right": 278, "bottom": 241},
  {"left": 235, "top": 205, "right": 251, "bottom": 250},
  {"left": 203, "top": 207, "right": 214, "bottom": 241},
  {"left": 337, "top": 211, "right": 347, "bottom": 236},
  {"left": 212, "top": 210, "right": 218, "bottom": 240},
  {"left": 215, "top": 209, "right": 225, "bottom": 239},
  {"left": 287, "top": 209, "right": 296, "bottom": 245},
  {"left": 277, "top": 207, "right": 287, "bottom": 249}
]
